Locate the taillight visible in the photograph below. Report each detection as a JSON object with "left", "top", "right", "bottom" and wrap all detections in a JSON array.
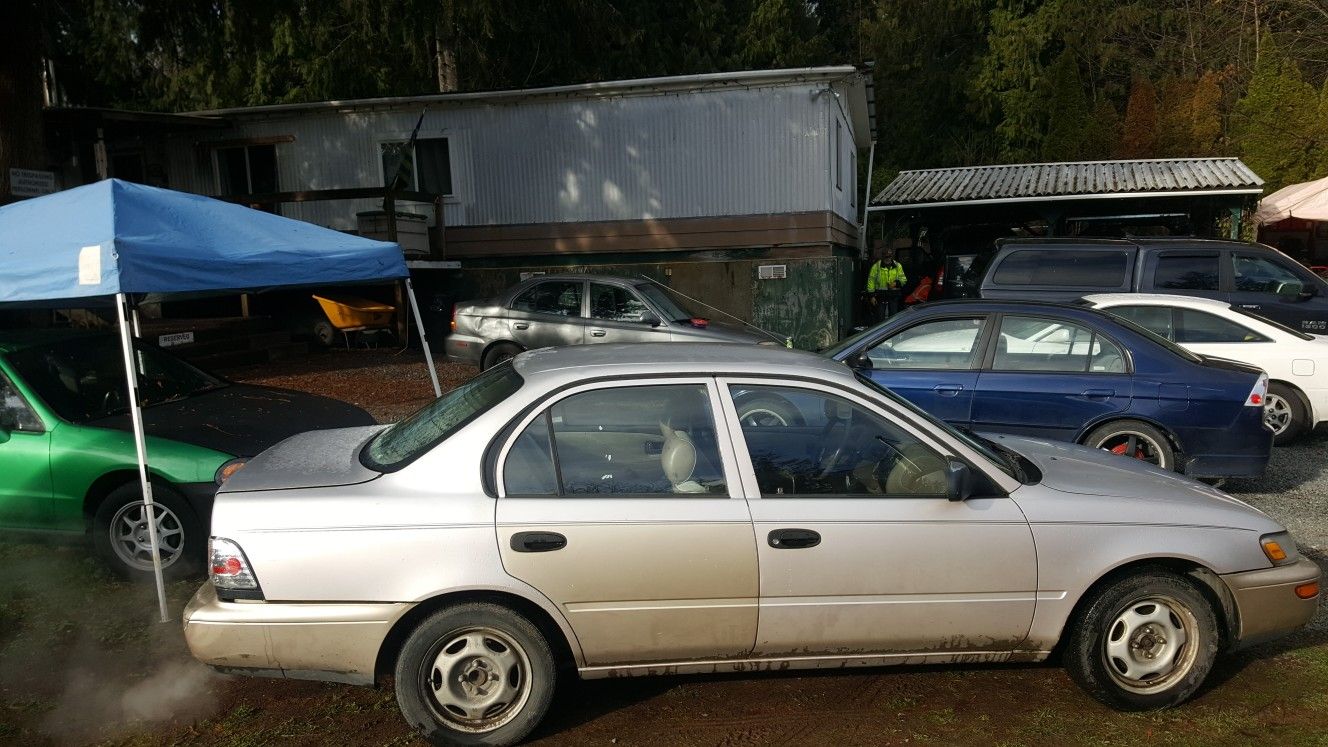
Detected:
[
  {"left": 450, "top": 303, "right": 457, "bottom": 332},
  {"left": 209, "top": 537, "right": 264, "bottom": 601},
  {"left": 1246, "top": 372, "right": 1269, "bottom": 407}
]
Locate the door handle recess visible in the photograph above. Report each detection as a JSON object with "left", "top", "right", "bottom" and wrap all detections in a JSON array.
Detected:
[
  {"left": 590, "top": 328, "right": 606, "bottom": 337},
  {"left": 933, "top": 384, "right": 964, "bottom": 396},
  {"left": 513, "top": 322, "right": 530, "bottom": 330},
  {"left": 768, "top": 528, "right": 821, "bottom": 549},
  {"left": 511, "top": 531, "right": 566, "bottom": 553},
  {"left": 1082, "top": 388, "right": 1114, "bottom": 399}
]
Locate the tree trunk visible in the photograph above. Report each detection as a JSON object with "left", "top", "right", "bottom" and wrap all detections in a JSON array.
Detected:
[
  {"left": 0, "top": 0, "right": 48, "bottom": 203},
  {"left": 434, "top": 20, "right": 459, "bottom": 92}
]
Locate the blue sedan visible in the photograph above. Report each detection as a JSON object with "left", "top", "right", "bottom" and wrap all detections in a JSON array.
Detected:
[{"left": 824, "top": 300, "right": 1273, "bottom": 478}]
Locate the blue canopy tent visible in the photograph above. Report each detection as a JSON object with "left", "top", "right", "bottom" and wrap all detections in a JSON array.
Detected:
[{"left": 0, "top": 179, "right": 442, "bottom": 620}]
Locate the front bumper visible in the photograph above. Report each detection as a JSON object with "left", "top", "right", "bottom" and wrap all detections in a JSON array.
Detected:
[
  {"left": 1222, "top": 556, "right": 1321, "bottom": 649},
  {"left": 182, "top": 583, "right": 412, "bottom": 685}
]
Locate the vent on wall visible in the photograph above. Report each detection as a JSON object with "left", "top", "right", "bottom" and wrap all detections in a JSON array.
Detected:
[{"left": 758, "top": 264, "right": 787, "bottom": 280}]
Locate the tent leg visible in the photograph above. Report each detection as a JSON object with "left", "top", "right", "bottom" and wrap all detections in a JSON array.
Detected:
[
  {"left": 406, "top": 278, "right": 442, "bottom": 398},
  {"left": 116, "top": 293, "right": 171, "bottom": 623}
]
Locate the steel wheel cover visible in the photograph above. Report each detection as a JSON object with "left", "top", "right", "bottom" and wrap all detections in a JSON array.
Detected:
[
  {"left": 1263, "top": 394, "right": 1293, "bottom": 435},
  {"left": 109, "top": 501, "right": 185, "bottom": 571},
  {"left": 422, "top": 626, "right": 533, "bottom": 733},
  {"left": 1101, "top": 595, "right": 1200, "bottom": 694}
]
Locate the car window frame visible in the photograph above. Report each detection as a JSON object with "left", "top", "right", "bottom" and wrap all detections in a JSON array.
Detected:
[
  {"left": 508, "top": 279, "right": 588, "bottom": 319},
  {"left": 715, "top": 375, "right": 1019, "bottom": 500},
  {"left": 979, "top": 312, "right": 1133, "bottom": 376},
  {"left": 493, "top": 376, "right": 744, "bottom": 500},
  {"left": 1174, "top": 307, "right": 1272, "bottom": 344},
  {"left": 1148, "top": 250, "right": 1223, "bottom": 293},
  {"left": 863, "top": 315, "right": 993, "bottom": 372},
  {"left": 587, "top": 281, "right": 657, "bottom": 326},
  {"left": 0, "top": 365, "right": 46, "bottom": 434}
]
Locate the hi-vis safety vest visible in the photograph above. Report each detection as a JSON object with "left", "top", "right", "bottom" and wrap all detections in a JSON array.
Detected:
[{"left": 867, "top": 261, "right": 907, "bottom": 292}]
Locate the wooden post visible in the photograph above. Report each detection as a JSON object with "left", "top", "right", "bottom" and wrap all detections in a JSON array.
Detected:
[{"left": 433, "top": 196, "right": 446, "bottom": 259}]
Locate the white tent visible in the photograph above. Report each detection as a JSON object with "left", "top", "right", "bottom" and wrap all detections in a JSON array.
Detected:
[{"left": 1256, "top": 175, "right": 1328, "bottom": 224}]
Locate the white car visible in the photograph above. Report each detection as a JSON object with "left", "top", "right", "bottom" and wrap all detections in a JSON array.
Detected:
[{"left": 1084, "top": 293, "right": 1328, "bottom": 443}]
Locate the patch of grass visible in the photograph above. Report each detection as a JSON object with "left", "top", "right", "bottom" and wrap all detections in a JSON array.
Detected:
[{"left": 927, "top": 707, "right": 956, "bottom": 725}]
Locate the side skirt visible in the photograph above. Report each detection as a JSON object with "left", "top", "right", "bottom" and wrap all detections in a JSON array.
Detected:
[{"left": 579, "top": 650, "right": 1053, "bottom": 680}]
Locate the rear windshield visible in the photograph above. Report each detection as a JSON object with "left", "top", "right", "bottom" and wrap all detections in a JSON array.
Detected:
[
  {"left": 361, "top": 363, "right": 523, "bottom": 472},
  {"left": 1229, "top": 305, "right": 1314, "bottom": 340},
  {"left": 992, "top": 249, "right": 1129, "bottom": 287}
]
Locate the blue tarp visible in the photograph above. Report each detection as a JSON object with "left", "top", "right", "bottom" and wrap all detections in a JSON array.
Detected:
[{"left": 0, "top": 179, "right": 407, "bottom": 303}]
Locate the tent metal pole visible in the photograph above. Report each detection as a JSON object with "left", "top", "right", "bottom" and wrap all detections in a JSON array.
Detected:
[
  {"left": 116, "top": 292, "right": 171, "bottom": 622},
  {"left": 405, "top": 278, "right": 442, "bottom": 398}
]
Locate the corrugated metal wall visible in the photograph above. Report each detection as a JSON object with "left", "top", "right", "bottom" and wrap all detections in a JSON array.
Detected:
[{"left": 165, "top": 82, "right": 850, "bottom": 231}]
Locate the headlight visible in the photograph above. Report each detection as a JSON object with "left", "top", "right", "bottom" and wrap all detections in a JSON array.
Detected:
[
  {"left": 1260, "top": 531, "right": 1298, "bottom": 566},
  {"left": 214, "top": 458, "right": 248, "bottom": 485}
]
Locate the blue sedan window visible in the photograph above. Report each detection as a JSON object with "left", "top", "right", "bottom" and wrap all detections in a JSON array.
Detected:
[{"left": 993, "top": 316, "right": 1126, "bottom": 374}]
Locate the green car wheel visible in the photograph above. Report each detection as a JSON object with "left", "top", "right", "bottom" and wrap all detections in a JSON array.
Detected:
[{"left": 92, "top": 482, "right": 204, "bottom": 580}]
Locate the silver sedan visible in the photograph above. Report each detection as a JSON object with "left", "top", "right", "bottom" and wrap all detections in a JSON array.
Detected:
[
  {"left": 185, "top": 344, "right": 1319, "bottom": 746},
  {"left": 444, "top": 274, "right": 778, "bottom": 369}
]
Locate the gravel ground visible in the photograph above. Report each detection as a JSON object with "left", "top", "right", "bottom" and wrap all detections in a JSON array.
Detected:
[{"left": 1226, "top": 432, "right": 1328, "bottom": 554}]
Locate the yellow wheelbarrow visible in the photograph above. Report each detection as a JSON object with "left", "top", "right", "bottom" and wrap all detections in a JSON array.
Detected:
[{"left": 312, "top": 294, "right": 396, "bottom": 348}]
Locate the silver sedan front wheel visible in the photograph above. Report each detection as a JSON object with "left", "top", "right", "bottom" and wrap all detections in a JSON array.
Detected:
[
  {"left": 1101, "top": 596, "right": 1199, "bottom": 695},
  {"left": 1064, "top": 571, "right": 1219, "bottom": 710}
]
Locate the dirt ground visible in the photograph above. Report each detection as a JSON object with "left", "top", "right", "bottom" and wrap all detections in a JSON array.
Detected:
[{"left": 1, "top": 348, "right": 1326, "bottom": 747}]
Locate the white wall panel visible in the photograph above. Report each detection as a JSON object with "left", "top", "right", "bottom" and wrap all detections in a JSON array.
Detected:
[{"left": 165, "top": 81, "right": 856, "bottom": 231}]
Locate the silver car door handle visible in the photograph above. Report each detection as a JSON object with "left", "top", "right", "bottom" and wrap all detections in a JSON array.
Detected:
[
  {"left": 513, "top": 322, "right": 530, "bottom": 330},
  {"left": 590, "top": 328, "right": 606, "bottom": 337}
]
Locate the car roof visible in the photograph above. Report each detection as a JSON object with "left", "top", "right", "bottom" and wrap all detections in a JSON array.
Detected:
[
  {"left": 899, "top": 298, "right": 1125, "bottom": 321},
  {"left": 997, "top": 236, "right": 1267, "bottom": 251},
  {"left": 510, "top": 342, "right": 853, "bottom": 384},
  {"left": 515, "top": 273, "right": 644, "bottom": 285},
  {"left": 1081, "top": 293, "right": 1234, "bottom": 311},
  {"left": 0, "top": 329, "right": 105, "bottom": 355}
]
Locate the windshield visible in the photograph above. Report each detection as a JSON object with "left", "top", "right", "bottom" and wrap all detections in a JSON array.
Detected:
[
  {"left": 635, "top": 283, "right": 706, "bottom": 322},
  {"left": 362, "top": 362, "right": 523, "bottom": 472},
  {"left": 6, "top": 336, "right": 225, "bottom": 423},
  {"left": 853, "top": 372, "right": 1021, "bottom": 481}
]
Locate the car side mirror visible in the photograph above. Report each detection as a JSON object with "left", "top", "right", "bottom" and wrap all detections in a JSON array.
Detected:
[
  {"left": 945, "top": 461, "right": 974, "bottom": 502},
  {"left": 846, "top": 352, "right": 873, "bottom": 370}
]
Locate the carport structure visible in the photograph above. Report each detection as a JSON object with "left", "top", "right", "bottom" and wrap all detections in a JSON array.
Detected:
[
  {"left": 0, "top": 179, "right": 442, "bottom": 620},
  {"left": 868, "top": 157, "right": 1264, "bottom": 244}
]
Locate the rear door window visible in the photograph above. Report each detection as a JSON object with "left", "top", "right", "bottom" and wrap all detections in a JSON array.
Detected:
[
  {"left": 1175, "top": 309, "right": 1269, "bottom": 343},
  {"left": 992, "top": 316, "right": 1126, "bottom": 373},
  {"left": 511, "top": 281, "right": 584, "bottom": 317},
  {"left": 1106, "top": 305, "right": 1175, "bottom": 341},
  {"left": 992, "top": 249, "right": 1128, "bottom": 287},
  {"left": 1153, "top": 254, "right": 1220, "bottom": 291},
  {"left": 504, "top": 383, "right": 728, "bottom": 496}
]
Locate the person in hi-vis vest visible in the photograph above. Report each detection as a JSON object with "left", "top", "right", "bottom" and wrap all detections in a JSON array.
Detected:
[{"left": 866, "top": 239, "right": 908, "bottom": 322}]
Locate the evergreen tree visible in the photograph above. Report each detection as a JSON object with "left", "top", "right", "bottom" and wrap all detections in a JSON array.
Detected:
[{"left": 1118, "top": 75, "right": 1158, "bottom": 158}]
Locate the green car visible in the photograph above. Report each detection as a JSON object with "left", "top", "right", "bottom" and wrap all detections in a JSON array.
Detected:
[{"left": 0, "top": 330, "right": 376, "bottom": 578}]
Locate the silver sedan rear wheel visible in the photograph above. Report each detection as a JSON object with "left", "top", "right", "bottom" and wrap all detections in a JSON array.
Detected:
[
  {"left": 395, "top": 603, "right": 556, "bottom": 746},
  {"left": 426, "top": 627, "right": 532, "bottom": 732}
]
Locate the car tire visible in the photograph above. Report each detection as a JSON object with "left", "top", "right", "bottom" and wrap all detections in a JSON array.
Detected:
[
  {"left": 1083, "top": 420, "right": 1175, "bottom": 471},
  {"left": 733, "top": 392, "right": 806, "bottom": 427},
  {"left": 1265, "top": 382, "right": 1309, "bottom": 445},
  {"left": 481, "top": 343, "right": 523, "bottom": 371},
  {"left": 92, "top": 482, "right": 204, "bottom": 581},
  {"left": 1064, "top": 570, "right": 1220, "bottom": 711},
  {"left": 395, "top": 602, "right": 556, "bottom": 747},
  {"left": 313, "top": 319, "right": 337, "bottom": 347}
]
